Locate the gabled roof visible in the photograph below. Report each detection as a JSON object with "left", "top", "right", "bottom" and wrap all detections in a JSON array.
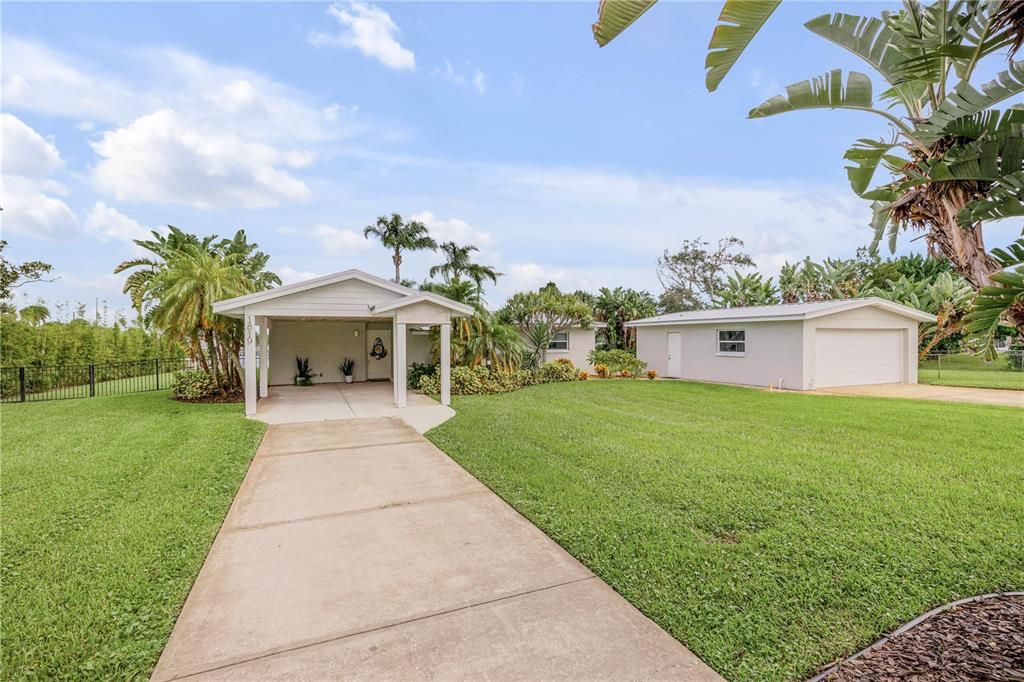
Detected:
[
  {"left": 212, "top": 268, "right": 472, "bottom": 317},
  {"left": 372, "top": 293, "right": 474, "bottom": 316},
  {"left": 625, "top": 297, "right": 935, "bottom": 327}
]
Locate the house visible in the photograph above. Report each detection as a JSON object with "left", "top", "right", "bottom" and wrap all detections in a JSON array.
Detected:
[
  {"left": 213, "top": 269, "right": 473, "bottom": 416},
  {"left": 626, "top": 298, "right": 935, "bottom": 390},
  {"left": 533, "top": 323, "right": 606, "bottom": 371}
]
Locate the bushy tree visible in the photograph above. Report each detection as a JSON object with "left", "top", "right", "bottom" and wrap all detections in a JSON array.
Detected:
[
  {"left": 657, "top": 236, "right": 754, "bottom": 312},
  {"left": 498, "top": 283, "right": 593, "bottom": 366},
  {"left": 591, "top": 287, "right": 657, "bottom": 351},
  {"left": 0, "top": 241, "right": 54, "bottom": 300}
]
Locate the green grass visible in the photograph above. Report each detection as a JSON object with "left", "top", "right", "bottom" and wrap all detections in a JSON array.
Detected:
[
  {"left": 427, "top": 381, "right": 1024, "bottom": 682},
  {"left": 1, "top": 392, "right": 265, "bottom": 679},
  {"left": 918, "top": 353, "right": 1023, "bottom": 390}
]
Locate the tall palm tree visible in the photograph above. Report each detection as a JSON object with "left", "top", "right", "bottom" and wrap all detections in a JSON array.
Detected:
[
  {"left": 363, "top": 213, "right": 437, "bottom": 283},
  {"left": 429, "top": 241, "right": 500, "bottom": 303},
  {"left": 593, "top": 287, "right": 657, "bottom": 351}
]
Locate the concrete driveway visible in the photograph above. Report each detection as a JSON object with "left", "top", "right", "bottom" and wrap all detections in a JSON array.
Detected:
[
  {"left": 817, "top": 383, "right": 1023, "bottom": 407},
  {"left": 152, "top": 418, "right": 720, "bottom": 681}
]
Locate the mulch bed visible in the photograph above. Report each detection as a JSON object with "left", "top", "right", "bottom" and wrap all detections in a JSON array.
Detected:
[
  {"left": 171, "top": 391, "right": 243, "bottom": 404},
  {"left": 820, "top": 593, "right": 1024, "bottom": 681}
]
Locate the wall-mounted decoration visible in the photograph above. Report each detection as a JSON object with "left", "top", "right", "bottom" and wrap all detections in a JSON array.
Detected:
[{"left": 370, "top": 336, "right": 388, "bottom": 360}]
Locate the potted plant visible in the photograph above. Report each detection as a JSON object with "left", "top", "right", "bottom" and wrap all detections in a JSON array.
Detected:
[
  {"left": 339, "top": 357, "right": 355, "bottom": 383},
  {"left": 293, "top": 357, "right": 315, "bottom": 386}
]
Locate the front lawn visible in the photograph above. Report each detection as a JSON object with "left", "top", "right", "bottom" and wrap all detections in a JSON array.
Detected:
[
  {"left": 1, "top": 392, "right": 265, "bottom": 679},
  {"left": 918, "top": 353, "right": 1023, "bottom": 390},
  {"left": 427, "top": 381, "right": 1023, "bottom": 682}
]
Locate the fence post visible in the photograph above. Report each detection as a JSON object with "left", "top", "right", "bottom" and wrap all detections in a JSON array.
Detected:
[
  {"left": 155, "top": 358, "right": 160, "bottom": 390},
  {"left": 89, "top": 364, "right": 96, "bottom": 397},
  {"left": 937, "top": 353, "right": 941, "bottom": 379},
  {"left": 19, "top": 367, "right": 26, "bottom": 402}
]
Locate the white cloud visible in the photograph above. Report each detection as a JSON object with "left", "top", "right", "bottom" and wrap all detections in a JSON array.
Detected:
[
  {"left": 76, "top": 120, "right": 95, "bottom": 132},
  {"left": 2, "top": 113, "right": 63, "bottom": 177},
  {"left": 511, "top": 73, "right": 525, "bottom": 97},
  {"left": 309, "top": 223, "right": 373, "bottom": 254},
  {"left": 90, "top": 110, "right": 312, "bottom": 209},
  {"left": 502, "top": 263, "right": 601, "bottom": 293},
  {"left": 410, "top": 211, "right": 495, "bottom": 248},
  {"left": 278, "top": 266, "right": 325, "bottom": 284},
  {"left": 83, "top": 202, "right": 151, "bottom": 242},
  {"left": 309, "top": 1, "right": 416, "bottom": 71},
  {"left": 0, "top": 114, "right": 76, "bottom": 239},
  {"left": 431, "top": 59, "right": 487, "bottom": 95}
]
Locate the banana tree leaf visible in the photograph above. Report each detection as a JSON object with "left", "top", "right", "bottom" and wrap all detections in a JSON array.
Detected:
[
  {"left": 918, "top": 60, "right": 1024, "bottom": 143},
  {"left": 929, "top": 135, "right": 1024, "bottom": 182},
  {"left": 943, "top": 108, "right": 1024, "bottom": 140},
  {"left": 592, "top": 0, "right": 658, "bottom": 47},
  {"left": 958, "top": 171, "right": 1024, "bottom": 224},
  {"left": 844, "top": 138, "right": 904, "bottom": 195},
  {"left": 748, "top": 70, "right": 873, "bottom": 118},
  {"left": 804, "top": 13, "right": 911, "bottom": 85},
  {"left": 705, "top": 0, "right": 781, "bottom": 91}
]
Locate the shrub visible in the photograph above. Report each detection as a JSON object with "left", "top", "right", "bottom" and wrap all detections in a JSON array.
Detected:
[
  {"left": 540, "top": 360, "right": 578, "bottom": 383},
  {"left": 1008, "top": 342, "right": 1024, "bottom": 371},
  {"left": 647, "top": 369, "right": 657, "bottom": 380},
  {"left": 594, "top": 363, "right": 610, "bottom": 378},
  {"left": 578, "top": 370, "right": 589, "bottom": 380},
  {"left": 171, "top": 369, "right": 216, "bottom": 400},
  {"left": 408, "top": 362, "right": 437, "bottom": 389},
  {"left": 587, "top": 349, "right": 647, "bottom": 376},
  {"left": 619, "top": 370, "right": 633, "bottom": 379}
]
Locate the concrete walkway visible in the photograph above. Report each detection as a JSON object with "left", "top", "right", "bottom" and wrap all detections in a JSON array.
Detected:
[
  {"left": 254, "top": 382, "right": 455, "bottom": 433},
  {"left": 817, "top": 383, "right": 1023, "bottom": 407},
  {"left": 152, "top": 418, "right": 720, "bottom": 681}
]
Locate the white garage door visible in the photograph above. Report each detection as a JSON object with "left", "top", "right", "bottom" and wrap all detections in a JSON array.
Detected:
[{"left": 814, "top": 329, "right": 904, "bottom": 388}]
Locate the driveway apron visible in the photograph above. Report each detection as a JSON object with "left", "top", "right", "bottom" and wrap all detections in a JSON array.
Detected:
[{"left": 151, "top": 417, "right": 721, "bottom": 681}]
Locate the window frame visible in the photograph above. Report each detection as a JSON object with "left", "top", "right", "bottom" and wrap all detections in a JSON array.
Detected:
[
  {"left": 548, "top": 331, "right": 570, "bottom": 351},
  {"left": 716, "top": 328, "right": 746, "bottom": 357}
]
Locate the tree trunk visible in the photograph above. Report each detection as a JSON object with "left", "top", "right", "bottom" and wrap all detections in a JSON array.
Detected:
[
  {"left": 930, "top": 200, "right": 999, "bottom": 289},
  {"left": 393, "top": 248, "right": 402, "bottom": 283}
]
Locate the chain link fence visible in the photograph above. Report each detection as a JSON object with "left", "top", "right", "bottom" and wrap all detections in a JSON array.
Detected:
[{"left": 917, "top": 349, "right": 1023, "bottom": 389}]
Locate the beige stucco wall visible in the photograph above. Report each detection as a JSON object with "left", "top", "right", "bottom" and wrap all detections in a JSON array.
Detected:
[
  {"left": 635, "top": 321, "right": 805, "bottom": 389},
  {"left": 268, "top": 320, "right": 435, "bottom": 386},
  {"left": 802, "top": 307, "right": 919, "bottom": 389},
  {"left": 268, "top": 320, "right": 370, "bottom": 385},
  {"left": 538, "top": 327, "right": 600, "bottom": 371}
]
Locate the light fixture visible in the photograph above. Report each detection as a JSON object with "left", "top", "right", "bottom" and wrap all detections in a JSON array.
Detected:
[{"left": 354, "top": 329, "right": 360, "bottom": 337}]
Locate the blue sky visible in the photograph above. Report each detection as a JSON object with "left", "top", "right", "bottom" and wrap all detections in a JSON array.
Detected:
[{"left": 3, "top": 1, "right": 1019, "bottom": 316}]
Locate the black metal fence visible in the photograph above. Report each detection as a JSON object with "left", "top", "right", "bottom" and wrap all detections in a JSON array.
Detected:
[{"left": 0, "top": 357, "right": 194, "bottom": 403}]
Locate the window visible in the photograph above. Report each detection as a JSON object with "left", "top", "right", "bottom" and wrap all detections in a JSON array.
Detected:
[
  {"left": 548, "top": 331, "right": 569, "bottom": 351},
  {"left": 717, "top": 329, "right": 745, "bottom": 356}
]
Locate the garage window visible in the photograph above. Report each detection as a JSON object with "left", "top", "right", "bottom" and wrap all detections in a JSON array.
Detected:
[
  {"left": 548, "top": 331, "right": 569, "bottom": 350},
  {"left": 717, "top": 329, "right": 745, "bottom": 356}
]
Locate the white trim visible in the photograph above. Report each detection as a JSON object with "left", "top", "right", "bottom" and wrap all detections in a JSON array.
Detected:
[
  {"left": 371, "top": 292, "right": 474, "bottom": 316},
  {"left": 213, "top": 269, "right": 416, "bottom": 317},
  {"left": 626, "top": 298, "right": 934, "bottom": 327}
]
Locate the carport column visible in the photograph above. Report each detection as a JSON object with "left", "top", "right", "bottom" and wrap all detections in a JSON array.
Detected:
[
  {"left": 440, "top": 322, "right": 451, "bottom": 407},
  {"left": 257, "top": 317, "right": 270, "bottom": 398},
  {"left": 395, "top": 322, "right": 407, "bottom": 407},
  {"left": 244, "top": 312, "right": 257, "bottom": 416}
]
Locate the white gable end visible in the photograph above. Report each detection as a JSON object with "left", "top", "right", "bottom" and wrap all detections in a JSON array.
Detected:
[{"left": 242, "top": 278, "right": 406, "bottom": 317}]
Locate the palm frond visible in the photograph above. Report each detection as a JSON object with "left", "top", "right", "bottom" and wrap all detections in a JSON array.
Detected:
[
  {"left": 592, "top": 0, "right": 657, "bottom": 47},
  {"left": 705, "top": 0, "right": 781, "bottom": 92},
  {"left": 748, "top": 70, "right": 874, "bottom": 119}
]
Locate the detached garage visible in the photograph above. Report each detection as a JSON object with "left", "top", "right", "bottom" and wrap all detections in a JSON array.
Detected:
[{"left": 627, "top": 298, "right": 934, "bottom": 391}]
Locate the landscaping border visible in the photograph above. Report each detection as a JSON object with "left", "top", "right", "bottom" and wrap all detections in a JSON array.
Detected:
[{"left": 809, "top": 591, "right": 1024, "bottom": 681}]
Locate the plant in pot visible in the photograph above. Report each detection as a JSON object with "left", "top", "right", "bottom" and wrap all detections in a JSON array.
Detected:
[
  {"left": 339, "top": 357, "right": 355, "bottom": 383},
  {"left": 293, "top": 357, "right": 315, "bottom": 386}
]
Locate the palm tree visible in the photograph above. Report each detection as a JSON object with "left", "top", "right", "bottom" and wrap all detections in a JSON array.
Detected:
[
  {"left": 115, "top": 227, "right": 279, "bottom": 392},
  {"left": 593, "top": 287, "right": 656, "bottom": 351},
  {"left": 429, "top": 241, "right": 500, "bottom": 303},
  {"left": 463, "top": 312, "right": 525, "bottom": 371},
  {"left": 363, "top": 213, "right": 437, "bottom": 283}
]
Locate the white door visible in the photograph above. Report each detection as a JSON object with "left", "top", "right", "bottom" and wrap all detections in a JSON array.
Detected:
[
  {"left": 366, "top": 330, "right": 392, "bottom": 380},
  {"left": 814, "top": 328, "right": 903, "bottom": 388},
  {"left": 666, "top": 332, "right": 682, "bottom": 377}
]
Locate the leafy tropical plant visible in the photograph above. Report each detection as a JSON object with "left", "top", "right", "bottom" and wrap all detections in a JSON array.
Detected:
[
  {"left": 171, "top": 368, "right": 217, "bottom": 400},
  {"left": 293, "top": 357, "right": 315, "bottom": 386},
  {"left": 964, "top": 231, "right": 1024, "bottom": 355},
  {"left": 586, "top": 348, "right": 647, "bottom": 377},
  {"left": 498, "top": 283, "right": 593, "bottom": 365},
  {"left": 339, "top": 357, "right": 355, "bottom": 377},
  {"left": 868, "top": 270, "right": 976, "bottom": 357},
  {"left": 362, "top": 213, "right": 437, "bottom": 283},
  {"left": 462, "top": 311, "right": 525, "bottom": 372},
  {"left": 716, "top": 271, "right": 780, "bottom": 307},
  {"left": 114, "top": 226, "right": 279, "bottom": 393},
  {"left": 592, "top": 286, "right": 657, "bottom": 351}
]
